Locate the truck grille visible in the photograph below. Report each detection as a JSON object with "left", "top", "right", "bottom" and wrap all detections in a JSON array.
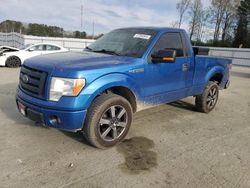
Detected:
[{"left": 19, "top": 65, "right": 47, "bottom": 98}]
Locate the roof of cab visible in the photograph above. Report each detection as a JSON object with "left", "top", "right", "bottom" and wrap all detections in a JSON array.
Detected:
[{"left": 116, "top": 27, "right": 185, "bottom": 33}]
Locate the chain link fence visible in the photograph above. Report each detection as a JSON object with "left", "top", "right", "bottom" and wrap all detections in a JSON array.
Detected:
[{"left": 0, "top": 32, "right": 24, "bottom": 48}]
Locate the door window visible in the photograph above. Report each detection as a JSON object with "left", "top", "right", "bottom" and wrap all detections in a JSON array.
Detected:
[
  {"left": 46, "top": 45, "right": 60, "bottom": 51},
  {"left": 29, "top": 45, "right": 46, "bottom": 51},
  {"left": 149, "top": 33, "right": 185, "bottom": 61}
]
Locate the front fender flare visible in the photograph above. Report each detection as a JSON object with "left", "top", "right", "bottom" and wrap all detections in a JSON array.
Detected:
[{"left": 80, "top": 73, "right": 140, "bottom": 109}]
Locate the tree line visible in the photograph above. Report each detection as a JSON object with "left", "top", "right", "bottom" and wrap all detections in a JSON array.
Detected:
[
  {"left": 176, "top": 0, "right": 250, "bottom": 48},
  {"left": 0, "top": 20, "right": 98, "bottom": 39}
]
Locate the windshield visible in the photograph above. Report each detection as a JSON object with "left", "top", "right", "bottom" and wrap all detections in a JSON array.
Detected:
[
  {"left": 87, "top": 28, "right": 156, "bottom": 58},
  {"left": 20, "top": 44, "right": 33, "bottom": 50}
]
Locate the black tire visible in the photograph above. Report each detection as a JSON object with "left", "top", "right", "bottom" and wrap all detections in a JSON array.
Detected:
[
  {"left": 195, "top": 81, "right": 219, "bottom": 113},
  {"left": 83, "top": 94, "right": 133, "bottom": 149},
  {"left": 6, "top": 56, "right": 21, "bottom": 68}
]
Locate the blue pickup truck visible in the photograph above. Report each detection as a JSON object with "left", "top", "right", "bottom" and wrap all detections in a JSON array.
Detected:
[{"left": 16, "top": 27, "right": 231, "bottom": 148}]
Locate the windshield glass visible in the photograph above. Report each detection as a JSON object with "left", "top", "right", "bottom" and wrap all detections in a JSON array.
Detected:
[
  {"left": 20, "top": 44, "right": 33, "bottom": 50},
  {"left": 87, "top": 28, "right": 156, "bottom": 58}
]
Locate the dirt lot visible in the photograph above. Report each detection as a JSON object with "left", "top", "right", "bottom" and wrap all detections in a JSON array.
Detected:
[{"left": 0, "top": 66, "right": 249, "bottom": 188}]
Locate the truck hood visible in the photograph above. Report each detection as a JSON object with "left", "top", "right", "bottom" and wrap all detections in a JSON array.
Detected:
[{"left": 24, "top": 51, "right": 135, "bottom": 73}]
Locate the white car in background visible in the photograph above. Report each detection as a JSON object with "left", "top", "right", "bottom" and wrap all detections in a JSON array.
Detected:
[
  {"left": 0, "top": 46, "right": 20, "bottom": 53},
  {"left": 0, "top": 43, "right": 68, "bottom": 68}
]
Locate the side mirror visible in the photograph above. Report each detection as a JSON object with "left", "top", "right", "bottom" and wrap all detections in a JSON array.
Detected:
[
  {"left": 28, "top": 48, "right": 34, "bottom": 52},
  {"left": 151, "top": 49, "right": 176, "bottom": 63}
]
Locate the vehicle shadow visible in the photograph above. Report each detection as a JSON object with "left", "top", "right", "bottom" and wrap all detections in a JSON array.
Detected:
[
  {"left": 0, "top": 83, "right": 93, "bottom": 145},
  {"left": 1, "top": 83, "right": 197, "bottom": 146},
  {"left": 167, "top": 100, "right": 197, "bottom": 112},
  {"left": 60, "top": 130, "right": 93, "bottom": 147},
  {"left": 231, "top": 71, "right": 250, "bottom": 79},
  {"left": 0, "top": 83, "right": 45, "bottom": 128}
]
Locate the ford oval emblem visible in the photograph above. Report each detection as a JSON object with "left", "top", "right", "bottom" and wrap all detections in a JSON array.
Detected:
[{"left": 22, "top": 74, "right": 29, "bottom": 84}]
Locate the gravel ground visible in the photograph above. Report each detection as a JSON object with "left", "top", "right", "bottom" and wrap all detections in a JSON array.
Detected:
[{"left": 0, "top": 66, "right": 249, "bottom": 188}]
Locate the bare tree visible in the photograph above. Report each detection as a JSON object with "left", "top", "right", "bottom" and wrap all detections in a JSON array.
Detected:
[
  {"left": 197, "top": 9, "right": 210, "bottom": 41},
  {"left": 177, "top": 0, "right": 191, "bottom": 28},
  {"left": 188, "top": 0, "right": 203, "bottom": 40},
  {"left": 210, "top": 0, "right": 224, "bottom": 41},
  {"left": 221, "top": 0, "right": 239, "bottom": 42},
  {"left": 170, "top": 21, "right": 180, "bottom": 28},
  {"left": 210, "top": 0, "right": 238, "bottom": 41}
]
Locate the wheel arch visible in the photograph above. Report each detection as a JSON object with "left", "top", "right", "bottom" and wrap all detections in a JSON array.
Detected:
[
  {"left": 82, "top": 74, "right": 139, "bottom": 113},
  {"left": 209, "top": 73, "right": 223, "bottom": 84},
  {"left": 205, "top": 66, "right": 224, "bottom": 85},
  {"left": 102, "top": 86, "right": 137, "bottom": 113},
  {"left": 5, "top": 55, "right": 22, "bottom": 66},
  {"left": 87, "top": 85, "right": 137, "bottom": 113}
]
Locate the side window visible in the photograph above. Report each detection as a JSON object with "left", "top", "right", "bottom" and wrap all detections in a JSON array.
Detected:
[
  {"left": 29, "top": 45, "right": 45, "bottom": 51},
  {"left": 150, "top": 33, "right": 185, "bottom": 58},
  {"left": 46, "top": 45, "right": 60, "bottom": 51}
]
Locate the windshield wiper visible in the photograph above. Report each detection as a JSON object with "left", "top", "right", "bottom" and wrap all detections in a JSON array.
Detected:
[
  {"left": 93, "top": 49, "right": 121, "bottom": 56},
  {"left": 122, "top": 52, "right": 138, "bottom": 57}
]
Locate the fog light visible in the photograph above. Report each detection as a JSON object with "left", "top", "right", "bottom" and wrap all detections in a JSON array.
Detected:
[{"left": 50, "top": 115, "right": 61, "bottom": 125}]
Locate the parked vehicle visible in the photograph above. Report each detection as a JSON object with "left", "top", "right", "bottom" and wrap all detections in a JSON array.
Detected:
[
  {"left": 0, "top": 43, "right": 68, "bottom": 68},
  {"left": 0, "top": 46, "right": 19, "bottom": 54},
  {"left": 16, "top": 27, "right": 232, "bottom": 148}
]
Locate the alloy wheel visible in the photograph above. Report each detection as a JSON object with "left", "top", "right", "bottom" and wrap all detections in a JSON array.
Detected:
[
  {"left": 98, "top": 105, "right": 128, "bottom": 141},
  {"left": 206, "top": 87, "right": 218, "bottom": 109}
]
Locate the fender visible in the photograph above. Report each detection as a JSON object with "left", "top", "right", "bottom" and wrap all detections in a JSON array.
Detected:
[
  {"left": 80, "top": 73, "right": 140, "bottom": 109},
  {"left": 205, "top": 65, "right": 224, "bottom": 84}
]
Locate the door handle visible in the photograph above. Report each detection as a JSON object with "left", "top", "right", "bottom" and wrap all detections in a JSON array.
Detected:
[{"left": 182, "top": 63, "right": 189, "bottom": 72}]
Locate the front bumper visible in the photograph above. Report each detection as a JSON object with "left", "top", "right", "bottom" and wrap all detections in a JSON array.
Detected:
[
  {"left": 16, "top": 93, "right": 87, "bottom": 132},
  {"left": 0, "top": 56, "right": 7, "bottom": 66}
]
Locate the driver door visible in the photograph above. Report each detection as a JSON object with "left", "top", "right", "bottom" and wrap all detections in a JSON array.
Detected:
[{"left": 143, "top": 32, "right": 192, "bottom": 103}]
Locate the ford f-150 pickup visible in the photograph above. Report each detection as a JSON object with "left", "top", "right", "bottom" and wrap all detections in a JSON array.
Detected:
[{"left": 16, "top": 27, "right": 232, "bottom": 148}]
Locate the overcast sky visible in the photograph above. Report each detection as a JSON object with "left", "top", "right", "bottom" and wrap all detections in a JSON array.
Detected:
[{"left": 0, "top": 0, "right": 210, "bottom": 35}]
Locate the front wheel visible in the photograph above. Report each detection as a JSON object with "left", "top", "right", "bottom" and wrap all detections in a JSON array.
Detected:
[
  {"left": 83, "top": 94, "right": 133, "bottom": 149},
  {"left": 195, "top": 81, "right": 219, "bottom": 113},
  {"left": 6, "top": 56, "right": 21, "bottom": 68}
]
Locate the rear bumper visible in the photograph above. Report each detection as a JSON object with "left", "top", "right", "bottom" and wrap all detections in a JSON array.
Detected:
[
  {"left": 224, "top": 80, "right": 230, "bottom": 89},
  {"left": 16, "top": 94, "right": 87, "bottom": 132},
  {"left": 219, "top": 79, "right": 230, "bottom": 89}
]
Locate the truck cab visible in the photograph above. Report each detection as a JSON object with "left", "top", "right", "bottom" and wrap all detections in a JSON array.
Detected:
[{"left": 16, "top": 27, "right": 232, "bottom": 148}]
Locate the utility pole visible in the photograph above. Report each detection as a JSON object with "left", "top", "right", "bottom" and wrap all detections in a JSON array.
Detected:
[
  {"left": 92, "top": 21, "right": 95, "bottom": 39},
  {"left": 81, "top": 1, "right": 83, "bottom": 31}
]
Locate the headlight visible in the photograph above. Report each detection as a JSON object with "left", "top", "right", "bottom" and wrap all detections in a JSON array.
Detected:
[{"left": 49, "top": 77, "right": 86, "bottom": 101}]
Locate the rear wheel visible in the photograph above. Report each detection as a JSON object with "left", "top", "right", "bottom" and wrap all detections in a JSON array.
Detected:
[
  {"left": 195, "top": 81, "right": 219, "bottom": 113},
  {"left": 6, "top": 56, "right": 21, "bottom": 68},
  {"left": 83, "top": 94, "right": 133, "bottom": 149}
]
